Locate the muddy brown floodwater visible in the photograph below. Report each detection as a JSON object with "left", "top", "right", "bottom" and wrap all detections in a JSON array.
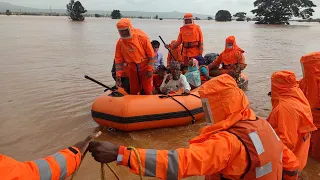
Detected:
[{"left": 0, "top": 15, "right": 319, "bottom": 180}]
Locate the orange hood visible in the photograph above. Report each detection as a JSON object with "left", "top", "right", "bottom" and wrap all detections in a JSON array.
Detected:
[
  {"left": 271, "top": 71, "right": 316, "bottom": 133},
  {"left": 190, "top": 74, "right": 256, "bottom": 143},
  {"left": 224, "top": 36, "right": 244, "bottom": 53},
  {"left": 116, "top": 18, "right": 135, "bottom": 40}
]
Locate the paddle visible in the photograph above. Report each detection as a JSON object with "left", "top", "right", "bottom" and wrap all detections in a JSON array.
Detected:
[
  {"left": 84, "top": 75, "right": 115, "bottom": 91},
  {"left": 159, "top": 35, "right": 178, "bottom": 62}
]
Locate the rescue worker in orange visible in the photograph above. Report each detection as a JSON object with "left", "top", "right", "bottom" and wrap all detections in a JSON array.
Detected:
[
  {"left": 167, "top": 40, "right": 183, "bottom": 67},
  {"left": 165, "top": 13, "right": 204, "bottom": 66},
  {"left": 298, "top": 52, "right": 320, "bottom": 161},
  {"left": 268, "top": 71, "right": 317, "bottom": 171},
  {"left": 115, "top": 18, "right": 156, "bottom": 95},
  {"left": 208, "top": 36, "right": 246, "bottom": 80},
  {"left": 88, "top": 74, "right": 299, "bottom": 180},
  {"left": 0, "top": 132, "right": 101, "bottom": 180}
]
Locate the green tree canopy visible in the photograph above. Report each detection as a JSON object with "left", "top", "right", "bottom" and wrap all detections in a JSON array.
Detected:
[
  {"left": 251, "top": 0, "right": 317, "bottom": 24},
  {"left": 111, "top": 10, "right": 122, "bottom": 19},
  {"left": 215, "top": 10, "right": 232, "bottom": 21},
  {"left": 233, "top": 12, "right": 247, "bottom": 21}
]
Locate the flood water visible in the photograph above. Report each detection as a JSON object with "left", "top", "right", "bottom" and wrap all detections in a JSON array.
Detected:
[{"left": 0, "top": 15, "right": 319, "bottom": 179}]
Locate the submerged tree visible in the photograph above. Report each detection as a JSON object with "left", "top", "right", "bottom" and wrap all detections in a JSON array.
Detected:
[
  {"left": 215, "top": 10, "right": 232, "bottom": 21},
  {"left": 208, "top": 16, "right": 213, "bottom": 20},
  {"left": 251, "top": 0, "right": 317, "bottom": 24},
  {"left": 111, "top": 10, "right": 122, "bottom": 19},
  {"left": 66, "top": 0, "right": 87, "bottom": 21},
  {"left": 234, "top": 12, "right": 247, "bottom": 21}
]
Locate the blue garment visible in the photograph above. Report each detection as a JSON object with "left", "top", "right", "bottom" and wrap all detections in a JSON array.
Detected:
[
  {"left": 199, "top": 66, "right": 209, "bottom": 76},
  {"left": 154, "top": 52, "right": 164, "bottom": 70},
  {"left": 185, "top": 66, "right": 201, "bottom": 87}
]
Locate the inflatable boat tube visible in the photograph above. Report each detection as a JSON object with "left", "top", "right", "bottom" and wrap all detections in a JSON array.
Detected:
[{"left": 91, "top": 88, "right": 204, "bottom": 131}]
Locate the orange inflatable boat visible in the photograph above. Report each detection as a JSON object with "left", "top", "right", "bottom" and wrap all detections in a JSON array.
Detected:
[{"left": 91, "top": 88, "right": 204, "bottom": 131}]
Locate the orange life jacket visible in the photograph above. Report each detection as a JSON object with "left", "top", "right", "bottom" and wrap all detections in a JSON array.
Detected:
[
  {"left": 226, "top": 118, "right": 283, "bottom": 179},
  {"left": 181, "top": 25, "right": 201, "bottom": 45}
]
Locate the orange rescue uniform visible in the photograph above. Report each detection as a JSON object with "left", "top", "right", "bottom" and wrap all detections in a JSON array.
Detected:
[
  {"left": 208, "top": 36, "right": 246, "bottom": 77},
  {"left": 268, "top": 71, "right": 317, "bottom": 171},
  {"left": 172, "top": 13, "right": 204, "bottom": 66},
  {"left": 117, "top": 75, "right": 299, "bottom": 180},
  {"left": 115, "top": 18, "right": 156, "bottom": 95},
  {"left": 0, "top": 147, "right": 81, "bottom": 180},
  {"left": 167, "top": 40, "right": 183, "bottom": 66},
  {"left": 298, "top": 52, "right": 320, "bottom": 161}
]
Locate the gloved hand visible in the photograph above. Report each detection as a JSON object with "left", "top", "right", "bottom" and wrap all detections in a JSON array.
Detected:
[{"left": 164, "top": 44, "right": 170, "bottom": 49}]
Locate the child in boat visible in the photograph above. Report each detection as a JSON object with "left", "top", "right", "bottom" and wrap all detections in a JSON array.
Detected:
[
  {"left": 151, "top": 40, "right": 164, "bottom": 70},
  {"left": 160, "top": 61, "right": 191, "bottom": 95},
  {"left": 185, "top": 58, "right": 201, "bottom": 89},
  {"left": 153, "top": 65, "right": 167, "bottom": 94},
  {"left": 180, "top": 64, "right": 188, "bottom": 75}
]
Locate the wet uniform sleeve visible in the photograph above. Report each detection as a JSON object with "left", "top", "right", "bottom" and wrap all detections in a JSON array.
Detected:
[
  {"left": 142, "top": 37, "right": 156, "bottom": 72},
  {"left": 0, "top": 147, "right": 81, "bottom": 180},
  {"left": 208, "top": 55, "right": 222, "bottom": 70},
  {"left": 115, "top": 39, "right": 125, "bottom": 77},
  {"left": 198, "top": 26, "right": 204, "bottom": 55},
  {"left": 282, "top": 145, "right": 299, "bottom": 180},
  {"left": 120, "top": 132, "right": 244, "bottom": 180},
  {"left": 268, "top": 105, "right": 299, "bottom": 150},
  {"left": 236, "top": 51, "right": 246, "bottom": 71},
  {"left": 173, "top": 31, "right": 183, "bottom": 48}
]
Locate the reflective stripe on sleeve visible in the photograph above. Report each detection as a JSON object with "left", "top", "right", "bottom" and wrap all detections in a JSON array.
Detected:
[
  {"left": 34, "top": 159, "right": 52, "bottom": 180},
  {"left": 255, "top": 162, "right": 272, "bottom": 178},
  {"left": 52, "top": 153, "right": 67, "bottom": 180},
  {"left": 144, "top": 149, "right": 157, "bottom": 177},
  {"left": 248, "top": 131, "right": 265, "bottom": 155},
  {"left": 166, "top": 150, "right": 179, "bottom": 180}
]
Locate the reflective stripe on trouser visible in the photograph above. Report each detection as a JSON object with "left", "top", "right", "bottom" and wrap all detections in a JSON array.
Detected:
[
  {"left": 34, "top": 153, "right": 67, "bottom": 180},
  {"left": 144, "top": 150, "right": 179, "bottom": 180}
]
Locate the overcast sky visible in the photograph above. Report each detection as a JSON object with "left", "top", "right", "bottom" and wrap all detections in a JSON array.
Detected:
[{"left": 4, "top": 0, "right": 320, "bottom": 17}]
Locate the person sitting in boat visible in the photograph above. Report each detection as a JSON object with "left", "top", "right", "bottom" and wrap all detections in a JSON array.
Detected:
[
  {"left": 185, "top": 58, "right": 201, "bottom": 89},
  {"left": 151, "top": 40, "right": 164, "bottom": 71},
  {"left": 160, "top": 61, "right": 191, "bottom": 95},
  {"left": 180, "top": 64, "right": 188, "bottom": 75},
  {"left": 167, "top": 40, "right": 183, "bottom": 67},
  {"left": 114, "top": 18, "right": 155, "bottom": 95},
  {"left": 153, "top": 65, "right": 167, "bottom": 94},
  {"left": 0, "top": 132, "right": 101, "bottom": 180},
  {"left": 208, "top": 36, "right": 246, "bottom": 80},
  {"left": 195, "top": 55, "right": 212, "bottom": 82}
]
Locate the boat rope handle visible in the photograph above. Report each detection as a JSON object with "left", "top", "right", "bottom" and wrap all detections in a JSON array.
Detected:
[
  {"left": 128, "top": 146, "right": 143, "bottom": 180},
  {"left": 159, "top": 95, "right": 196, "bottom": 124}
]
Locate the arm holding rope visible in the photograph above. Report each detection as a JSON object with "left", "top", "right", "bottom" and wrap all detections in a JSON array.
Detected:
[{"left": 88, "top": 132, "right": 240, "bottom": 180}]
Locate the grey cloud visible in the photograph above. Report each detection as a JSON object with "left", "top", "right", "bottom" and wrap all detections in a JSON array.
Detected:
[{"left": 3, "top": 0, "right": 320, "bottom": 17}]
